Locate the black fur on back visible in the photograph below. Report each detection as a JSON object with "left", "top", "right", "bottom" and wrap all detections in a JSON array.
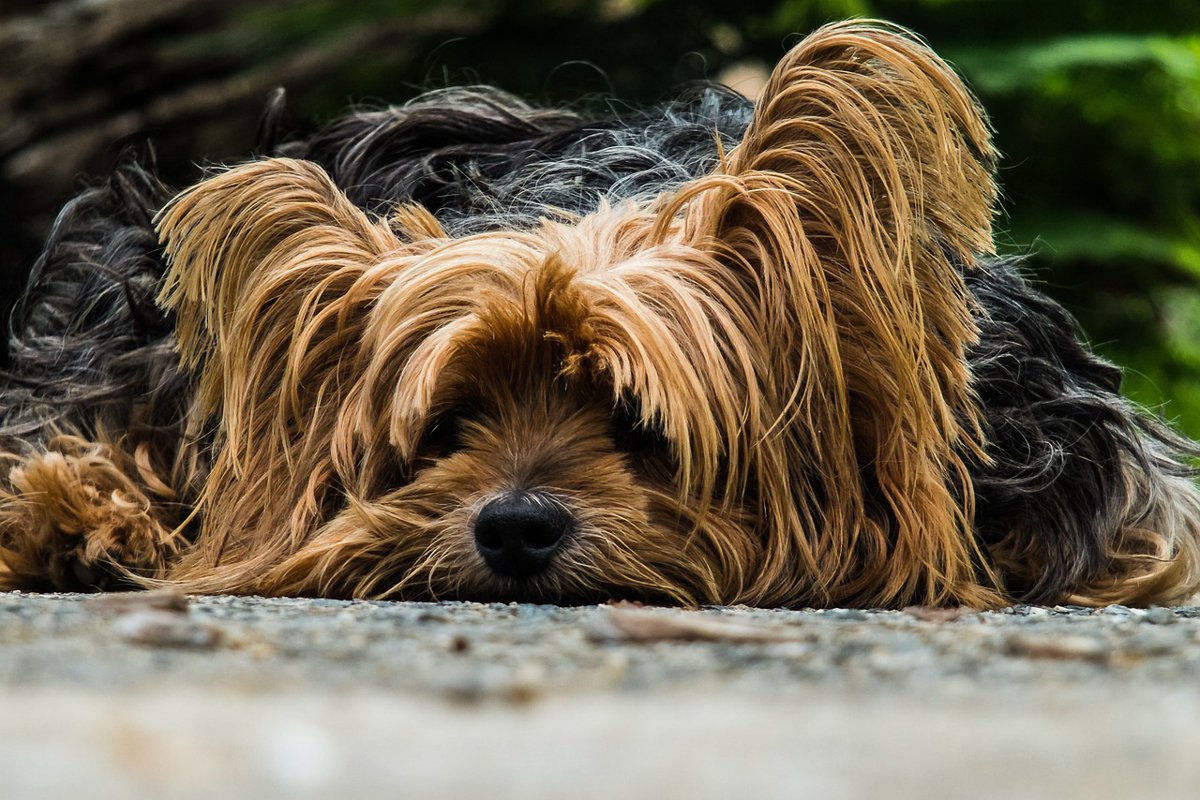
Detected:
[
  {"left": 280, "top": 85, "right": 752, "bottom": 234},
  {"left": 966, "top": 260, "right": 1200, "bottom": 602},
  {"left": 0, "top": 162, "right": 181, "bottom": 451},
  {"left": 2, "top": 84, "right": 1196, "bottom": 602}
]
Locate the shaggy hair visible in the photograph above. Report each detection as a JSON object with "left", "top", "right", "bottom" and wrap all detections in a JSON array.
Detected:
[{"left": 2, "top": 21, "right": 1198, "bottom": 607}]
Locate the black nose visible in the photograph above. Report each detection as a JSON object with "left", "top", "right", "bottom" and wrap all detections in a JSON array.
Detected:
[{"left": 474, "top": 494, "right": 570, "bottom": 579}]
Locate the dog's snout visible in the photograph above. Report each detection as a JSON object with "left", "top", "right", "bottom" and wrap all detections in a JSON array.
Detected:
[{"left": 474, "top": 494, "right": 570, "bottom": 579}]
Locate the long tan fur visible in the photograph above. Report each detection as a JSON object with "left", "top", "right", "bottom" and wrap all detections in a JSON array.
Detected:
[{"left": 667, "top": 21, "right": 1002, "bottom": 606}]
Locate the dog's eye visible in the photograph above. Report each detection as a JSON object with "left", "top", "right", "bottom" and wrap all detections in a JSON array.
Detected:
[
  {"left": 612, "top": 401, "right": 668, "bottom": 455},
  {"left": 419, "top": 408, "right": 469, "bottom": 458}
]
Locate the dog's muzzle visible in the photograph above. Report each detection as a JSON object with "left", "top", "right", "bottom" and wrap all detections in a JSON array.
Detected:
[{"left": 473, "top": 492, "right": 571, "bottom": 579}]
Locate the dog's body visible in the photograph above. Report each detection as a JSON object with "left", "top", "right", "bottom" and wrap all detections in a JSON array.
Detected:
[{"left": 2, "top": 22, "right": 1198, "bottom": 607}]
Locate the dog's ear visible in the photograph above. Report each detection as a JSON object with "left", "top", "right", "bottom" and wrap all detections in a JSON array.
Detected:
[
  {"left": 674, "top": 22, "right": 1001, "bottom": 605},
  {"left": 157, "top": 158, "right": 408, "bottom": 412},
  {"left": 155, "top": 158, "right": 442, "bottom": 586}
]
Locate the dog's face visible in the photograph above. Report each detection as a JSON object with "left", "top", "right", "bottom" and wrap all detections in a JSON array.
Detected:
[
  {"left": 157, "top": 23, "right": 1006, "bottom": 607},
  {"left": 317, "top": 209, "right": 760, "bottom": 604},
  {"left": 158, "top": 168, "right": 764, "bottom": 602}
]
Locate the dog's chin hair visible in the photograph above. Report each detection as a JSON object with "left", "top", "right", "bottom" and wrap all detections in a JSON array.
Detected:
[
  {"left": 4, "top": 21, "right": 1200, "bottom": 609},
  {"left": 260, "top": 507, "right": 732, "bottom": 606}
]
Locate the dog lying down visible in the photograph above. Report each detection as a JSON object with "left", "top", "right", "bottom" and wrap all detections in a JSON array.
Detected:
[{"left": 1, "top": 21, "right": 1197, "bottom": 608}]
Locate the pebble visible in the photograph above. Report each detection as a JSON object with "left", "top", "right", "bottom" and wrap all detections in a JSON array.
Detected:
[
  {"left": 1005, "top": 634, "right": 1111, "bottom": 663},
  {"left": 902, "top": 606, "right": 976, "bottom": 623},
  {"left": 591, "top": 607, "right": 813, "bottom": 644},
  {"left": 1099, "top": 605, "right": 1134, "bottom": 616},
  {"left": 1052, "top": 605, "right": 1094, "bottom": 615},
  {"left": 1007, "top": 605, "right": 1048, "bottom": 616},
  {"left": 113, "top": 609, "right": 223, "bottom": 649},
  {"left": 84, "top": 590, "right": 189, "bottom": 614},
  {"left": 1144, "top": 607, "right": 1178, "bottom": 625}
]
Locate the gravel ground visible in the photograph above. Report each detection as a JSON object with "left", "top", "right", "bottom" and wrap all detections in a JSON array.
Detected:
[{"left": 1, "top": 592, "right": 1199, "bottom": 799}]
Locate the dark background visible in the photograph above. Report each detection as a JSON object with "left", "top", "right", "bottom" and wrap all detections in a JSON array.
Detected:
[{"left": 4, "top": 0, "right": 1199, "bottom": 434}]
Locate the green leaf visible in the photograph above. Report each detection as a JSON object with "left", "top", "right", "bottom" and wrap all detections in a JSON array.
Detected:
[{"left": 948, "top": 34, "right": 1200, "bottom": 94}]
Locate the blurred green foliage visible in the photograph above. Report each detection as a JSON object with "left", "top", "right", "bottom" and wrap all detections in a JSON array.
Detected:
[{"left": 244, "top": 0, "right": 1200, "bottom": 434}]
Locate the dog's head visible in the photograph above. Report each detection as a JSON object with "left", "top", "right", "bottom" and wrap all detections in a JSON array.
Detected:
[{"left": 156, "top": 22, "right": 1003, "bottom": 607}]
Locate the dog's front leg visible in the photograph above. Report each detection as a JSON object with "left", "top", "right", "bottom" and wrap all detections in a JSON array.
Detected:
[{"left": 0, "top": 436, "right": 186, "bottom": 591}]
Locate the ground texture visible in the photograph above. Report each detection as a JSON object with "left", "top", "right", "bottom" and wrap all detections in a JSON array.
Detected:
[{"left": 1, "top": 592, "right": 1198, "bottom": 798}]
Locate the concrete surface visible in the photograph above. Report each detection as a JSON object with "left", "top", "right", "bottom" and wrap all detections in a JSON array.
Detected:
[{"left": 1, "top": 593, "right": 1198, "bottom": 799}]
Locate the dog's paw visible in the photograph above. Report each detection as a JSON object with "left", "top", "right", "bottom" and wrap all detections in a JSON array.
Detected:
[{"left": 0, "top": 441, "right": 179, "bottom": 591}]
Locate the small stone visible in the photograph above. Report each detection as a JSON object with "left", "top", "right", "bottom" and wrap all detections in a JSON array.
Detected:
[
  {"left": 589, "top": 607, "right": 812, "bottom": 644},
  {"left": 1144, "top": 607, "right": 1178, "bottom": 625},
  {"left": 902, "top": 606, "right": 975, "bottom": 623},
  {"left": 1006, "top": 634, "right": 1110, "bottom": 663},
  {"left": 84, "top": 590, "right": 189, "bottom": 614},
  {"left": 113, "top": 609, "right": 223, "bottom": 648},
  {"left": 1007, "top": 605, "right": 1047, "bottom": 616},
  {"left": 1052, "top": 605, "right": 1093, "bottom": 615}
]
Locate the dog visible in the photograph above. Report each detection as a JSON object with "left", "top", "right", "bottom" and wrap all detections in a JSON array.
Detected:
[{"left": 1, "top": 21, "right": 1198, "bottom": 608}]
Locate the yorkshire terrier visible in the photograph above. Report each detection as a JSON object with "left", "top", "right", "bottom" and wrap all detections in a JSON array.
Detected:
[{"left": 2, "top": 22, "right": 1198, "bottom": 608}]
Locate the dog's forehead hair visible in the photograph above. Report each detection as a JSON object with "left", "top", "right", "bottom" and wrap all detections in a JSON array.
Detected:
[
  {"left": 387, "top": 211, "right": 673, "bottom": 389},
  {"left": 418, "top": 311, "right": 637, "bottom": 456},
  {"left": 368, "top": 203, "right": 742, "bottom": 486}
]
